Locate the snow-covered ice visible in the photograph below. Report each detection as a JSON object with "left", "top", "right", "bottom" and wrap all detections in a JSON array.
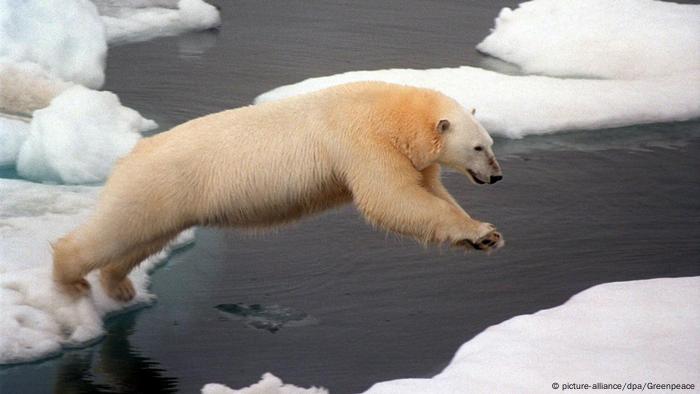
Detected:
[
  {"left": 15, "top": 86, "right": 156, "bottom": 184},
  {"left": 202, "top": 373, "right": 328, "bottom": 394},
  {"left": 204, "top": 277, "right": 700, "bottom": 394},
  {"left": 256, "top": 0, "right": 699, "bottom": 138},
  {"left": 477, "top": 0, "right": 700, "bottom": 79},
  {"left": 0, "top": 178, "right": 195, "bottom": 364},
  {"left": 255, "top": 68, "right": 700, "bottom": 138},
  {"left": 0, "top": 0, "right": 107, "bottom": 88},
  {"left": 0, "top": 0, "right": 220, "bottom": 93},
  {"left": 97, "top": 0, "right": 221, "bottom": 45},
  {"left": 1, "top": 82, "right": 154, "bottom": 184},
  {"left": 0, "top": 0, "right": 220, "bottom": 183},
  {"left": 0, "top": 0, "right": 213, "bottom": 362},
  {"left": 363, "top": 277, "right": 700, "bottom": 393}
]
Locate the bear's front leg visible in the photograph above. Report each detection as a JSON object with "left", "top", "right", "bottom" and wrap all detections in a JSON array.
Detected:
[
  {"left": 347, "top": 156, "right": 504, "bottom": 252},
  {"left": 420, "top": 164, "right": 503, "bottom": 251}
]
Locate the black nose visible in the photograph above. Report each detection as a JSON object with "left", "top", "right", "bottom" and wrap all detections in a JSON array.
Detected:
[{"left": 490, "top": 175, "right": 502, "bottom": 184}]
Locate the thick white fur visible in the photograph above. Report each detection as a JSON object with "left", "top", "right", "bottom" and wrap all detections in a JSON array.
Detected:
[{"left": 52, "top": 82, "right": 504, "bottom": 301}]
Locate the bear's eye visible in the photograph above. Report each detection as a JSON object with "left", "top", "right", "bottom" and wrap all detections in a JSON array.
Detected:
[{"left": 474, "top": 146, "right": 484, "bottom": 152}]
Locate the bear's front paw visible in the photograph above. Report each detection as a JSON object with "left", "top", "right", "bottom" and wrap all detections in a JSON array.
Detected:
[
  {"left": 471, "top": 230, "right": 504, "bottom": 251},
  {"left": 456, "top": 223, "right": 504, "bottom": 252}
]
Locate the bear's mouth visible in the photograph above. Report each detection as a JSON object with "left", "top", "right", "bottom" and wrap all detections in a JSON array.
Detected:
[{"left": 467, "top": 169, "right": 486, "bottom": 185}]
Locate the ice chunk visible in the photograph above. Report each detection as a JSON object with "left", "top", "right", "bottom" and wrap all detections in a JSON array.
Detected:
[
  {"left": 363, "top": 277, "right": 700, "bottom": 393},
  {"left": 255, "top": 68, "right": 700, "bottom": 138},
  {"left": 98, "top": 0, "right": 222, "bottom": 45},
  {"left": 202, "top": 373, "right": 328, "bottom": 394},
  {"left": 0, "top": 178, "right": 195, "bottom": 364},
  {"left": 15, "top": 86, "right": 157, "bottom": 184},
  {"left": 0, "top": 0, "right": 107, "bottom": 88},
  {"left": 476, "top": 0, "right": 700, "bottom": 79}
]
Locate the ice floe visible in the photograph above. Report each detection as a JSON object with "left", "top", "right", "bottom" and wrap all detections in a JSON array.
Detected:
[
  {"left": 15, "top": 86, "right": 156, "bottom": 184},
  {"left": 0, "top": 0, "right": 220, "bottom": 183},
  {"left": 97, "top": 0, "right": 221, "bottom": 45},
  {"left": 256, "top": 0, "right": 700, "bottom": 138},
  {"left": 476, "top": 0, "right": 700, "bottom": 79},
  {"left": 202, "top": 373, "right": 328, "bottom": 394},
  {"left": 363, "top": 277, "right": 700, "bottom": 393},
  {"left": 0, "top": 178, "right": 194, "bottom": 364},
  {"left": 255, "top": 68, "right": 700, "bottom": 138},
  {"left": 204, "top": 277, "right": 700, "bottom": 394},
  {"left": 0, "top": 0, "right": 107, "bottom": 88}
]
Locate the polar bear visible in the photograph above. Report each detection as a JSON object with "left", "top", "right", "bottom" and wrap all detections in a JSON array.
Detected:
[{"left": 52, "top": 82, "right": 504, "bottom": 302}]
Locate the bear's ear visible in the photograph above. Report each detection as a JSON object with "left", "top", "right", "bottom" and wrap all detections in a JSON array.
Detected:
[
  {"left": 437, "top": 119, "right": 450, "bottom": 133},
  {"left": 471, "top": 108, "right": 476, "bottom": 115}
]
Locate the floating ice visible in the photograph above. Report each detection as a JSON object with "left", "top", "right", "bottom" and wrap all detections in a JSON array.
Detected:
[
  {"left": 0, "top": 0, "right": 107, "bottom": 88},
  {"left": 363, "top": 277, "right": 700, "bottom": 393},
  {"left": 205, "top": 277, "right": 700, "bottom": 393},
  {"left": 477, "top": 0, "right": 700, "bottom": 79},
  {"left": 15, "top": 85, "right": 157, "bottom": 184},
  {"left": 0, "top": 0, "right": 220, "bottom": 183},
  {"left": 0, "top": 0, "right": 220, "bottom": 95},
  {"left": 255, "top": 68, "right": 700, "bottom": 138},
  {"left": 0, "top": 178, "right": 195, "bottom": 364},
  {"left": 256, "top": 0, "right": 699, "bottom": 138},
  {"left": 202, "top": 373, "right": 328, "bottom": 394},
  {"left": 97, "top": 0, "right": 222, "bottom": 45}
]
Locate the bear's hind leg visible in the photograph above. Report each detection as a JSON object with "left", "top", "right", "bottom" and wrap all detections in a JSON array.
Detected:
[
  {"left": 99, "top": 234, "right": 176, "bottom": 302},
  {"left": 53, "top": 231, "right": 110, "bottom": 298}
]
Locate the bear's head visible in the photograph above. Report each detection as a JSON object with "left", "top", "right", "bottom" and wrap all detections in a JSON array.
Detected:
[
  {"left": 435, "top": 106, "right": 502, "bottom": 185},
  {"left": 371, "top": 83, "right": 502, "bottom": 184}
]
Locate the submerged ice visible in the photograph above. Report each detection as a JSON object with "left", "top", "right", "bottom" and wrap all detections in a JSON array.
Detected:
[{"left": 216, "top": 303, "right": 316, "bottom": 333}]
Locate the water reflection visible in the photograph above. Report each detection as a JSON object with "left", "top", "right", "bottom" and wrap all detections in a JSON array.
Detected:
[{"left": 54, "top": 311, "right": 177, "bottom": 394}]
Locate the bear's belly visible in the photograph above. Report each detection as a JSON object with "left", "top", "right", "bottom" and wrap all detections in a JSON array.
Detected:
[{"left": 200, "top": 181, "right": 352, "bottom": 229}]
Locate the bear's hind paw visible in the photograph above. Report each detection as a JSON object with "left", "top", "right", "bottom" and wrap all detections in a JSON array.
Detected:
[{"left": 55, "top": 278, "right": 91, "bottom": 298}]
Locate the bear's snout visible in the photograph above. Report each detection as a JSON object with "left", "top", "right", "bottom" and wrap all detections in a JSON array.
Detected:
[{"left": 490, "top": 175, "right": 502, "bottom": 184}]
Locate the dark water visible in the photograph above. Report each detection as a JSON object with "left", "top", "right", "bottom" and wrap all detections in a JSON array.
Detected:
[{"left": 2, "top": 1, "right": 700, "bottom": 393}]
